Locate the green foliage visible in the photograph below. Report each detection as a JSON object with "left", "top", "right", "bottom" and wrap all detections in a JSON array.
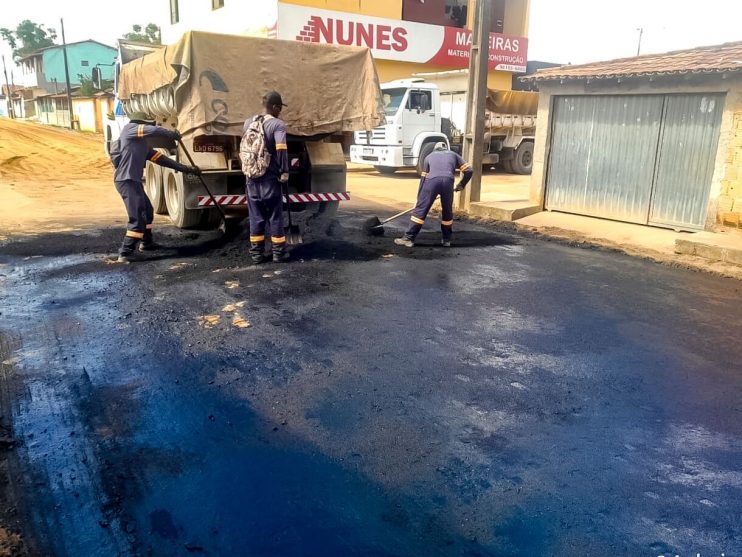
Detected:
[
  {"left": 78, "top": 74, "right": 95, "bottom": 96},
  {"left": 122, "top": 23, "right": 161, "bottom": 44},
  {"left": 0, "top": 20, "right": 57, "bottom": 60}
]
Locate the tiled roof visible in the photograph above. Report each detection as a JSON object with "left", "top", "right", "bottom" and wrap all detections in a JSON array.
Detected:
[
  {"left": 18, "top": 40, "right": 115, "bottom": 61},
  {"left": 524, "top": 41, "right": 742, "bottom": 81}
]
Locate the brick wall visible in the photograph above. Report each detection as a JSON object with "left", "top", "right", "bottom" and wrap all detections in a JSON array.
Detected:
[{"left": 718, "top": 110, "right": 742, "bottom": 228}]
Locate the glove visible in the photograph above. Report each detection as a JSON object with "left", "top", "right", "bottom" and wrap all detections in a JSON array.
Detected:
[
  {"left": 187, "top": 165, "right": 202, "bottom": 176},
  {"left": 454, "top": 183, "right": 465, "bottom": 192},
  {"left": 279, "top": 172, "right": 289, "bottom": 183},
  {"left": 170, "top": 129, "right": 182, "bottom": 141}
]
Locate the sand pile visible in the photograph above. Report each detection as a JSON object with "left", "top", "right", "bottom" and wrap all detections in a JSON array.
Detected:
[{"left": 0, "top": 119, "right": 111, "bottom": 181}]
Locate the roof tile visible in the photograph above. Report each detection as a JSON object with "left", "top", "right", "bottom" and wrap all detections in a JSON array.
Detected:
[{"left": 526, "top": 41, "right": 742, "bottom": 81}]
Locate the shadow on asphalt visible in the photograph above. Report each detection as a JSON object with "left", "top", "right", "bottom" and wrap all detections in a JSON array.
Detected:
[{"left": 0, "top": 224, "right": 520, "bottom": 267}]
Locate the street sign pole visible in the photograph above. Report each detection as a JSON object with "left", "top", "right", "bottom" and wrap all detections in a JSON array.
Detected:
[{"left": 458, "top": 0, "right": 491, "bottom": 211}]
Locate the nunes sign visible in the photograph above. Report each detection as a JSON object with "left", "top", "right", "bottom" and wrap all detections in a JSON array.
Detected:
[{"left": 276, "top": 3, "right": 528, "bottom": 73}]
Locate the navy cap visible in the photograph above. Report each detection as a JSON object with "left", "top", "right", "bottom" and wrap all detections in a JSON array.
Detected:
[{"left": 263, "top": 91, "right": 287, "bottom": 108}]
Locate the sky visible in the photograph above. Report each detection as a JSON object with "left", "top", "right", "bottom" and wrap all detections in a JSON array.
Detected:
[{"left": 1, "top": 0, "right": 741, "bottom": 76}]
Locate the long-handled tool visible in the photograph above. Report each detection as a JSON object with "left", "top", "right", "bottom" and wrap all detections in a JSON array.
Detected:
[
  {"left": 362, "top": 207, "right": 415, "bottom": 237},
  {"left": 176, "top": 137, "right": 226, "bottom": 222},
  {"left": 282, "top": 182, "right": 303, "bottom": 245}
]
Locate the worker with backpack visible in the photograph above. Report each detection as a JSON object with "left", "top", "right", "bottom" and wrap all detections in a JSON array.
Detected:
[{"left": 240, "top": 91, "right": 290, "bottom": 264}]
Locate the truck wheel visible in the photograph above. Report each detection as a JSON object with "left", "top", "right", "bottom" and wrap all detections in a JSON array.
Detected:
[
  {"left": 375, "top": 166, "right": 396, "bottom": 175},
  {"left": 145, "top": 155, "right": 168, "bottom": 214},
  {"left": 164, "top": 169, "right": 201, "bottom": 229},
  {"left": 511, "top": 142, "right": 534, "bottom": 175},
  {"left": 416, "top": 142, "right": 436, "bottom": 176}
]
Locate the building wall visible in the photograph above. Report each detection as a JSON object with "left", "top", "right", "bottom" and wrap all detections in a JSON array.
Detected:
[
  {"left": 718, "top": 89, "right": 742, "bottom": 227},
  {"left": 162, "top": 0, "right": 528, "bottom": 89},
  {"left": 41, "top": 42, "right": 116, "bottom": 90},
  {"left": 73, "top": 98, "right": 97, "bottom": 132},
  {"left": 163, "top": 0, "right": 278, "bottom": 43},
  {"left": 530, "top": 77, "right": 742, "bottom": 231},
  {"left": 284, "top": 0, "right": 400, "bottom": 18}
]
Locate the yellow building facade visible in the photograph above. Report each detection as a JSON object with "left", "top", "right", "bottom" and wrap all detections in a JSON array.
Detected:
[{"left": 279, "top": 0, "right": 531, "bottom": 89}]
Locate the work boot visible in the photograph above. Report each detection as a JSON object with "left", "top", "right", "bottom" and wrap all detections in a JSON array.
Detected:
[
  {"left": 272, "top": 249, "right": 288, "bottom": 263},
  {"left": 441, "top": 240, "right": 451, "bottom": 247},
  {"left": 249, "top": 241, "right": 267, "bottom": 264},
  {"left": 394, "top": 237, "right": 414, "bottom": 247},
  {"left": 116, "top": 254, "right": 132, "bottom": 264},
  {"left": 138, "top": 242, "right": 163, "bottom": 252}
]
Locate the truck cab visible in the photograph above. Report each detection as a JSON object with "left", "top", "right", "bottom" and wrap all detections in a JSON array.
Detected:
[{"left": 350, "top": 79, "right": 449, "bottom": 175}]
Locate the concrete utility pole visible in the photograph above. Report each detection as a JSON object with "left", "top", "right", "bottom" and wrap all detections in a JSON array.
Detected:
[
  {"left": 636, "top": 27, "right": 644, "bottom": 56},
  {"left": 458, "top": 0, "right": 491, "bottom": 211},
  {"left": 60, "top": 18, "right": 75, "bottom": 129},
  {"left": 2, "top": 55, "right": 15, "bottom": 119}
]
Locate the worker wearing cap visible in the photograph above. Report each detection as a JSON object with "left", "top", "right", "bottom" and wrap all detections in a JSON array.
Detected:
[
  {"left": 244, "top": 91, "right": 290, "bottom": 264},
  {"left": 395, "top": 142, "right": 473, "bottom": 247},
  {"left": 110, "top": 111, "right": 201, "bottom": 263}
]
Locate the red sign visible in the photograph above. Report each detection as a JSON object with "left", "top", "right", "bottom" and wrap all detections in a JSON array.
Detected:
[{"left": 278, "top": 3, "right": 528, "bottom": 73}]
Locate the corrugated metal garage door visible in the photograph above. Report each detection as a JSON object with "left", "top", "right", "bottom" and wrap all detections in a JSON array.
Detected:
[
  {"left": 545, "top": 94, "right": 724, "bottom": 229},
  {"left": 649, "top": 94, "right": 724, "bottom": 229}
]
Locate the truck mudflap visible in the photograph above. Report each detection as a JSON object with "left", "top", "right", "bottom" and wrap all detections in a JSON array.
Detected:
[{"left": 197, "top": 192, "right": 351, "bottom": 207}]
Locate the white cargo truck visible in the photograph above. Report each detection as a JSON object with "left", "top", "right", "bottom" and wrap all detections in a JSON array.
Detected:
[
  {"left": 107, "top": 32, "right": 384, "bottom": 231},
  {"left": 350, "top": 79, "right": 536, "bottom": 175}
]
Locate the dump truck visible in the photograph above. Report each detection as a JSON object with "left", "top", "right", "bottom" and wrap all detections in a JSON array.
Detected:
[
  {"left": 108, "top": 31, "right": 384, "bottom": 230},
  {"left": 349, "top": 78, "right": 537, "bottom": 175}
]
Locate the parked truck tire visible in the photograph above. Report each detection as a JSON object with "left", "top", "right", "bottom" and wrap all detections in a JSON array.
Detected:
[
  {"left": 145, "top": 150, "right": 168, "bottom": 215},
  {"left": 511, "top": 142, "right": 534, "bottom": 175},
  {"left": 416, "top": 141, "right": 436, "bottom": 176},
  {"left": 163, "top": 168, "right": 202, "bottom": 229},
  {"left": 375, "top": 166, "right": 397, "bottom": 175}
]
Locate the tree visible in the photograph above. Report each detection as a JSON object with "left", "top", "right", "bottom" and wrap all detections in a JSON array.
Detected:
[
  {"left": 78, "top": 74, "right": 95, "bottom": 96},
  {"left": 0, "top": 20, "right": 57, "bottom": 60},
  {"left": 122, "top": 23, "right": 161, "bottom": 45}
]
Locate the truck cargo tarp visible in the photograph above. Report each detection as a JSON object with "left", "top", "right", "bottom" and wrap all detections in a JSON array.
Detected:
[
  {"left": 486, "top": 90, "right": 539, "bottom": 115},
  {"left": 117, "top": 31, "right": 385, "bottom": 136}
]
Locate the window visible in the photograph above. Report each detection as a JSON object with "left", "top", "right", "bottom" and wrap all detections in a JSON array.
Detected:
[
  {"left": 403, "top": 0, "right": 505, "bottom": 32},
  {"left": 406, "top": 90, "right": 433, "bottom": 113},
  {"left": 381, "top": 88, "right": 408, "bottom": 116},
  {"left": 170, "top": 0, "right": 179, "bottom": 24},
  {"left": 81, "top": 60, "right": 89, "bottom": 67},
  {"left": 212, "top": 0, "right": 224, "bottom": 8}
]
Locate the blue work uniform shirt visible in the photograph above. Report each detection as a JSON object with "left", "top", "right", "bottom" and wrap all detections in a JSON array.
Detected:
[
  {"left": 423, "top": 150, "right": 470, "bottom": 180},
  {"left": 112, "top": 122, "right": 179, "bottom": 183}
]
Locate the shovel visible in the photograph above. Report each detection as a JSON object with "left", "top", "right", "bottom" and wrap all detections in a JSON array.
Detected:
[
  {"left": 363, "top": 207, "right": 415, "bottom": 237},
  {"left": 283, "top": 182, "right": 303, "bottom": 245}
]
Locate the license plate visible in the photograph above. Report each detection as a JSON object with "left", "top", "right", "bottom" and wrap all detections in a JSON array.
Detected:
[
  {"left": 193, "top": 143, "right": 225, "bottom": 153},
  {"left": 363, "top": 148, "right": 374, "bottom": 155}
]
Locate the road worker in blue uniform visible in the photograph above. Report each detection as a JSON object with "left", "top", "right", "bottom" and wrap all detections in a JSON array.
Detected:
[
  {"left": 244, "top": 91, "right": 290, "bottom": 264},
  {"left": 395, "top": 142, "right": 473, "bottom": 247},
  {"left": 110, "top": 111, "right": 201, "bottom": 263}
]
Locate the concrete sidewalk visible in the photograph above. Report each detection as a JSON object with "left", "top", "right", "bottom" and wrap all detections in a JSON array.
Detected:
[
  {"left": 470, "top": 176, "right": 742, "bottom": 276},
  {"left": 347, "top": 163, "right": 742, "bottom": 278}
]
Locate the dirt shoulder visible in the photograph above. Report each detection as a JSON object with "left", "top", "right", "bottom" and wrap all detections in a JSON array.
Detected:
[{"left": 0, "top": 119, "right": 122, "bottom": 241}]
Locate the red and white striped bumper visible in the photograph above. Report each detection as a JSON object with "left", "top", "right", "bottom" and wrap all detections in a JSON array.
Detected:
[{"left": 197, "top": 192, "right": 351, "bottom": 207}]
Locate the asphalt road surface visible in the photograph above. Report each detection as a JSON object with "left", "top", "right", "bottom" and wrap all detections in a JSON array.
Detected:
[{"left": 0, "top": 207, "right": 740, "bottom": 556}]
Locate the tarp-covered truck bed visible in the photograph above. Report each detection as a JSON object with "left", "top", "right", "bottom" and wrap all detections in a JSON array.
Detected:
[
  {"left": 113, "top": 31, "right": 385, "bottom": 231},
  {"left": 117, "top": 31, "right": 385, "bottom": 136}
]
